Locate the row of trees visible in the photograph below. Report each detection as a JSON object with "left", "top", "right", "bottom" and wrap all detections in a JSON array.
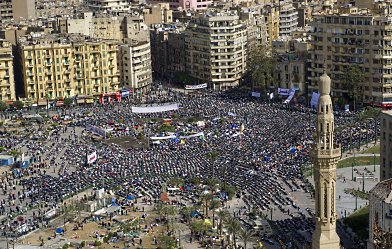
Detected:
[{"left": 0, "top": 100, "right": 24, "bottom": 111}]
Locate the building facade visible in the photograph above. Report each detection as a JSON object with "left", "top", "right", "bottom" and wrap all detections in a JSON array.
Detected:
[
  {"left": 86, "top": 0, "right": 133, "bottom": 13},
  {"left": 143, "top": 3, "right": 173, "bottom": 26},
  {"left": 380, "top": 110, "right": 392, "bottom": 181},
  {"left": 309, "top": 8, "right": 392, "bottom": 107},
  {"left": 118, "top": 41, "right": 153, "bottom": 96},
  {"left": 18, "top": 35, "right": 120, "bottom": 104},
  {"left": 311, "top": 71, "right": 341, "bottom": 249},
  {"left": 368, "top": 178, "right": 392, "bottom": 249},
  {"left": 279, "top": 1, "right": 299, "bottom": 38},
  {"left": 150, "top": 25, "right": 186, "bottom": 79},
  {"left": 0, "top": 0, "right": 35, "bottom": 21},
  {"left": 185, "top": 14, "right": 247, "bottom": 90},
  {"left": 147, "top": 0, "right": 212, "bottom": 10},
  {"left": 0, "top": 40, "right": 16, "bottom": 101}
]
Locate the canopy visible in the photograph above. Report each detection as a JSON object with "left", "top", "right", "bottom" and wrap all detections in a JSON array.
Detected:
[
  {"left": 55, "top": 228, "right": 64, "bottom": 234},
  {"left": 127, "top": 196, "right": 135, "bottom": 200}
]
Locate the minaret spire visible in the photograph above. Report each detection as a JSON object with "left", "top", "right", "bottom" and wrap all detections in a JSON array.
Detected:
[{"left": 311, "top": 71, "right": 341, "bottom": 249}]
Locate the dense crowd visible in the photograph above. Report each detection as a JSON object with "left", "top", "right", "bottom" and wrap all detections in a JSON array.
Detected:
[{"left": 0, "top": 90, "right": 379, "bottom": 248}]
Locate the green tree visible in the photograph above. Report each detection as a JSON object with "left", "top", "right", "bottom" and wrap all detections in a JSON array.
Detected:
[
  {"left": 13, "top": 100, "right": 24, "bottom": 110},
  {"left": 209, "top": 199, "right": 221, "bottom": 228},
  {"left": 226, "top": 217, "right": 242, "bottom": 248},
  {"left": 207, "top": 151, "right": 219, "bottom": 180},
  {"left": 64, "top": 98, "right": 73, "bottom": 107},
  {"left": 0, "top": 101, "right": 8, "bottom": 112},
  {"left": 157, "top": 234, "right": 176, "bottom": 249},
  {"left": 248, "top": 45, "right": 277, "bottom": 92},
  {"left": 190, "top": 220, "right": 211, "bottom": 244},
  {"left": 343, "top": 64, "right": 364, "bottom": 111},
  {"left": 238, "top": 228, "right": 255, "bottom": 249},
  {"left": 216, "top": 210, "right": 230, "bottom": 236},
  {"left": 200, "top": 193, "right": 213, "bottom": 217}
]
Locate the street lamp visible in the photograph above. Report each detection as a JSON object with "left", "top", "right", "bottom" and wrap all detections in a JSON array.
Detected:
[
  {"left": 362, "top": 172, "right": 365, "bottom": 192},
  {"left": 373, "top": 152, "right": 376, "bottom": 172},
  {"left": 351, "top": 162, "right": 354, "bottom": 181}
]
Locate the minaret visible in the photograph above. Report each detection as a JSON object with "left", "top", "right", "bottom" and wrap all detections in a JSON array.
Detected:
[{"left": 311, "top": 69, "right": 341, "bottom": 249}]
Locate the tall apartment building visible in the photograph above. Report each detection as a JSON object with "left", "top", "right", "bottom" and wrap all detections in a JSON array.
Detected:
[
  {"left": 279, "top": 1, "right": 299, "bottom": 38},
  {"left": 147, "top": 0, "right": 212, "bottom": 10},
  {"left": 0, "top": 0, "right": 36, "bottom": 21},
  {"left": 87, "top": 0, "right": 133, "bottom": 12},
  {"left": 150, "top": 24, "right": 186, "bottom": 79},
  {"left": 380, "top": 110, "right": 392, "bottom": 181},
  {"left": 309, "top": 7, "right": 392, "bottom": 107},
  {"left": 0, "top": 40, "right": 16, "bottom": 101},
  {"left": 368, "top": 178, "right": 392, "bottom": 249},
  {"left": 263, "top": 5, "right": 280, "bottom": 46},
  {"left": 118, "top": 40, "right": 153, "bottom": 96},
  {"left": 185, "top": 14, "right": 247, "bottom": 90},
  {"left": 17, "top": 35, "right": 119, "bottom": 103}
]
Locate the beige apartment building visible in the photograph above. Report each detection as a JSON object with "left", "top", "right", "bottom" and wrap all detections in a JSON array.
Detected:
[
  {"left": 380, "top": 110, "right": 392, "bottom": 181},
  {"left": 118, "top": 40, "right": 153, "bottom": 96},
  {"left": 185, "top": 14, "right": 247, "bottom": 90},
  {"left": 0, "top": 0, "right": 35, "bottom": 21},
  {"left": 309, "top": 7, "right": 392, "bottom": 107},
  {"left": 263, "top": 5, "right": 280, "bottom": 46},
  {"left": 18, "top": 35, "right": 119, "bottom": 104},
  {"left": 0, "top": 40, "right": 16, "bottom": 101},
  {"left": 143, "top": 3, "right": 173, "bottom": 26}
]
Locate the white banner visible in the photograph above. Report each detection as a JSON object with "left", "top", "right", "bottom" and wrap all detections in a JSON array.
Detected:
[
  {"left": 185, "top": 83, "right": 207, "bottom": 90},
  {"left": 310, "top": 92, "right": 320, "bottom": 108},
  {"left": 180, "top": 132, "right": 204, "bottom": 139},
  {"left": 278, "top": 88, "right": 291, "bottom": 96},
  {"left": 87, "top": 151, "right": 97, "bottom": 164},
  {"left": 150, "top": 135, "right": 177, "bottom": 140},
  {"left": 251, "top": 92, "right": 261, "bottom": 98},
  {"left": 131, "top": 103, "right": 179, "bottom": 113}
]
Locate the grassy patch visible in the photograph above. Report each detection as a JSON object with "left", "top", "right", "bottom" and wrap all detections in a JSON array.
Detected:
[
  {"left": 359, "top": 145, "right": 380, "bottom": 154},
  {"left": 344, "top": 188, "right": 369, "bottom": 200},
  {"left": 344, "top": 206, "right": 369, "bottom": 240},
  {"left": 338, "top": 156, "right": 380, "bottom": 168}
]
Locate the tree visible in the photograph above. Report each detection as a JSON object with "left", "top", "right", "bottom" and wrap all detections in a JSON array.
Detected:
[
  {"left": 207, "top": 151, "right": 219, "bottom": 180},
  {"left": 13, "top": 100, "right": 24, "bottom": 110},
  {"left": 209, "top": 199, "right": 221, "bottom": 228},
  {"left": 157, "top": 234, "right": 176, "bottom": 249},
  {"left": 0, "top": 101, "right": 8, "bottom": 112},
  {"left": 216, "top": 210, "right": 230, "bottom": 236},
  {"left": 226, "top": 217, "right": 242, "bottom": 248},
  {"left": 64, "top": 98, "right": 73, "bottom": 107},
  {"left": 200, "top": 193, "right": 213, "bottom": 217},
  {"left": 190, "top": 220, "right": 211, "bottom": 244},
  {"left": 343, "top": 65, "right": 364, "bottom": 111},
  {"left": 238, "top": 228, "right": 255, "bottom": 249},
  {"left": 248, "top": 45, "right": 277, "bottom": 92}
]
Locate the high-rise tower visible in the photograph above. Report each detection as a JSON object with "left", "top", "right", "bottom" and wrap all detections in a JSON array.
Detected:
[{"left": 311, "top": 70, "right": 341, "bottom": 249}]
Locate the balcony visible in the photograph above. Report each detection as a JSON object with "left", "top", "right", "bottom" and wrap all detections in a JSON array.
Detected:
[
  {"left": 45, "top": 62, "right": 52, "bottom": 67},
  {"left": 26, "top": 55, "right": 32, "bottom": 59},
  {"left": 46, "top": 71, "right": 52, "bottom": 76},
  {"left": 44, "top": 54, "right": 51, "bottom": 59},
  {"left": 64, "top": 70, "right": 70, "bottom": 74},
  {"left": 27, "top": 64, "right": 33, "bottom": 68},
  {"left": 64, "top": 61, "right": 69, "bottom": 65}
]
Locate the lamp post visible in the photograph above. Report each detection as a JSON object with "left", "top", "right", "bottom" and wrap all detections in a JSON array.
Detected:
[
  {"left": 351, "top": 162, "right": 354, "bottom": 181},
  {"left": 373, "top": 152, "right": 376, "bottom": 172},
  {"left": 362, "top": 172, "right": 365, "bottom": 192}
]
